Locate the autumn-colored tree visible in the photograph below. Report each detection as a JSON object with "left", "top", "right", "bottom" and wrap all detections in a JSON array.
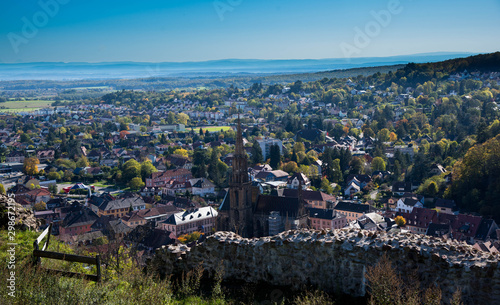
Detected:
[
  {"left": 177, "top": 231, "right": 202, "bottom": 244},
  {"left": 33, "top": 201, "right": 47, "bottom": 211},
  {"left": 282, "top": 161, "right": 299, "bottom": 173},
  {"left": 23, "top": 157, "right": 39, "bottom": 176},
  {"left": 389, "top": 132, "right": 398, "bottom": 142},
  {"left": 173, "top": 148, "right": 189, "bottom": 158},
  {"left": 450, "top": 135, "right": 500, "bottom": 219},
  {"left": 0, "top": 183, "right": 5, "bottom": 195},
  {"left": 395, "top": 216, "right": 406, "bottom": 227}
]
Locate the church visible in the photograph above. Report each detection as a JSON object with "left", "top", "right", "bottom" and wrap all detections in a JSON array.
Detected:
[{"left": 217, "top": 117, "right": 309, "bottom": 238}]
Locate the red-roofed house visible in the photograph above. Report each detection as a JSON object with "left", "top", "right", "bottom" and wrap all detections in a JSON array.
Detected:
[{"left": 145, "top": 168, "right": 193, "bottom": 188}]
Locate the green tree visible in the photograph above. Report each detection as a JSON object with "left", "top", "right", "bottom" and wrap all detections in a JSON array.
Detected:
[
  {"left": 48, "top": 184, "right": 58, "bottom": 195},
  {"left": 371, "top": 157, "right": 386, "bottom": 172},
  {"left": 192, "top": 149, "right": 208, "bottom": 178},
  {"left": 129, "top": 177, "right": 145, "bottom": 191},
  {"left": 377, "top": 128, "right": 390, "bottom": 142},
  {"left": 251, "top": 140, "right": 263, "bottom": 164},
  {"left": 269, "top": 144, "right": 281, "bottom": 169},
  {"left": 208, "top": 149, "right": 224, "bottom": 186},
  {"left": 427, "top": 181, "right": 439, "bottom": 196},
  {"left": 20, "top": 133, "right": 33, "bottom": 144},
  {"left": 76, "top": 156, "right": 90, "bottom": 168},
  {"left": 321, "top": 177, "right": 334, "bottom": 194},
  {"left": 176, "top": 113, "right": 189, "bottom": 125},
  {"left": 349, "top": 156, "right": 364, "bottom": 175},
  {"left": 331, "top": 159, "right": 343, "bottom": 184},
  {"left": 293, "top": 142, "right": 305, "bottom": 154},
  {"left": 140, "top": 160, "right": 157, "bottom": 180},
  {"left": 167, "top": 112, "right": 176, "bottom": 124},
  {"left": 122, "top": 159, "right": 141, "bottom": 182},
  {"left": 47, "top": 171, "right": 61, "bottom": 181},
  {"left": 0, "top": 184, "right": 5, "bottom": 195}
]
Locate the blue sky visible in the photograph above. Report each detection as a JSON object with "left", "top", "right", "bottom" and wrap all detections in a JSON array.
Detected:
[{"left": 0, "top": 0, "right": 499, "bottom": 63}]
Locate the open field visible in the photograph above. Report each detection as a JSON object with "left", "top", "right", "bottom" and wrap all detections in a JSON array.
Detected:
[
  {"left": 200, "top": 126, "right": 232, "bottom": 132},
  {"left": 0, "top": 100, "right": 55, "bottom": 112}
]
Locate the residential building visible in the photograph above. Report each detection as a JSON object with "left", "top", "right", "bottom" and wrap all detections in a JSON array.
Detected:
[
  {"left": 121, "top": 205, "right": 180, "bottom": 228},
  {"left": 90, "top": 194, "right": 146, "bottom": 218},
  {"left": 161, "top": 207, "right": 218, "bottom": 238},
  {"left": 6, "top": 151, "right": 25, "bottom": 163},
  {"left": 255, "top": 170, "right": 289, "bottom": 182},
  {"left": 59, "top": 208, "right": 99, "bottom": 241},
  {"left": 393, "top": 197, "right": 424, "bottom": 214},
  {"left": 257, "top": 138, "right": 283, "bottom": 161},
  {"left": 287, "top": 173, "right": 311, "bottom": 189},
  {"left": 145, "top": 168, "right": 193, "bottom": 188},
  {"left": 334, "top": 201, "right": 372, "bottom": 223},
  {"left": 189, "top": 178, "right": 215, "bottom": 196},
  {"left": 281, "top": 188, "right": 336, "bottom": 209},
  {"left": 309, "top": 208, "right": 347, "bottom": 230},
  {"left": 435, "top": 198, "right": 456, "bottom": 215}
]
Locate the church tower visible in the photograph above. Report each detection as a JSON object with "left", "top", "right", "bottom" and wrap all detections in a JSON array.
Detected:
[{"left": 227, "top": 115, "right": 254, "bottom": 237}]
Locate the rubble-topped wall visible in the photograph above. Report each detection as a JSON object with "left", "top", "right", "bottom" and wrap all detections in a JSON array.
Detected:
[
  {"left": 0, "top": 193, "right": 39, "bottom": 231},
  {"left": 152, "top": 229, "right": 500, "bottom": 304}
]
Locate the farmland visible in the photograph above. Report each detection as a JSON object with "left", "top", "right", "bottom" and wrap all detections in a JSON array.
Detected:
[{"left": 0, "top": 100, "right": 54, "bottom": 112}]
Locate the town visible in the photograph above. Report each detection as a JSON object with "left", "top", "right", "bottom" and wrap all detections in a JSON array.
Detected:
[{"left": 1, "top": 54, "right": 500, "bottom": 262}]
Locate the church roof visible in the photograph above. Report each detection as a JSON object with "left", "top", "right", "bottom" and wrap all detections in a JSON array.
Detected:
[
  {"left": 219, "top": 191, "right": 230, "bottom": 211},
  {"left": 255, "top": 195, "right": 306, "bottom": 217}
]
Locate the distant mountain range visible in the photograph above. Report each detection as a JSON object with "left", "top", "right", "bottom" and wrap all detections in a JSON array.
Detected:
[{"left": 0, "top": 52, "right": 478, "bottom": 81}]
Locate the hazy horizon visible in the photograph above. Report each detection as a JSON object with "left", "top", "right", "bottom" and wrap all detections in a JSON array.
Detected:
[
  {"left": 0, "top": 52, "right": 479, "bottom": 81},
  {"left": 0, "top": 51, "right": 480, "bottom": 65}
]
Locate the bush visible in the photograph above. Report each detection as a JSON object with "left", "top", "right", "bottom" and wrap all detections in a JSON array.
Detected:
[{"left": 365, "top": 254, "right": 462, "bottom": 305}]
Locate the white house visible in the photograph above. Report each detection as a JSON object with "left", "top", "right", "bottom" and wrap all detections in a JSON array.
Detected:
[
  {"left": 344, "top": 181, "right": 361, "bottom": 197},
  {"left": 393, "top": 197, "right": 423, "bottom": 214},
  {"left": 189, "top": 178, "right": 215, "bottom": 196}
]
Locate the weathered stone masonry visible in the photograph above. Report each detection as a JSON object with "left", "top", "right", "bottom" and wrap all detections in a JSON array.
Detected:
[{"left": 152, "top": 229, "right": 500, "bottom": 304}]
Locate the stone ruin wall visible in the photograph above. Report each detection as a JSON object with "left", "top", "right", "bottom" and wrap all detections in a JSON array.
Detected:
[{"left": 152, "top": 228, "right": 500, "bottom": 304}]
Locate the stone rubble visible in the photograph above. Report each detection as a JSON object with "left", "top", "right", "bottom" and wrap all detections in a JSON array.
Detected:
[{"left": 0, "top": 193, "right": 40, "bottom": 231}]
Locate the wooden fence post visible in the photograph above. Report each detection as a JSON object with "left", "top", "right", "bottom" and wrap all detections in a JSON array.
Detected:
[
  {"left": 96, "top": 255, "right": 101, "bottom": 283},
  {"left": 33, "top": 239, "right": 40, "bottom": 266}
]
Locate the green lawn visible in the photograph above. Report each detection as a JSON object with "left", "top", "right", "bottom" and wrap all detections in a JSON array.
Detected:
[
  {"left": 0, "top": 100, "right": 55, "bottom": 112},
  {"left": 200, "top": 126, "right": 232, "bottom": 132}
]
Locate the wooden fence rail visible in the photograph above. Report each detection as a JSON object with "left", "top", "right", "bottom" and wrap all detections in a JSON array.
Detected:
[{"left": 33, "top": 223, "right": 101, "bottom": 282}]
